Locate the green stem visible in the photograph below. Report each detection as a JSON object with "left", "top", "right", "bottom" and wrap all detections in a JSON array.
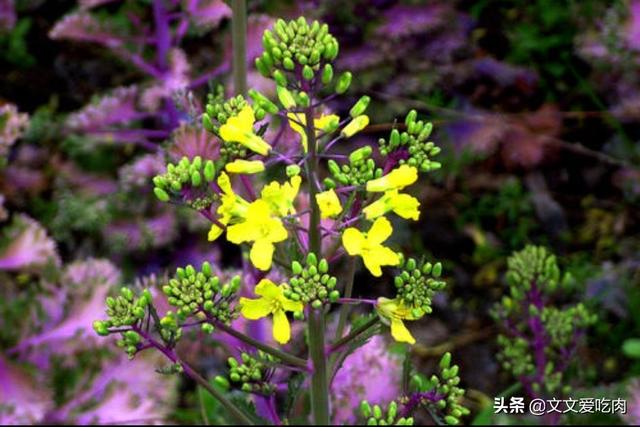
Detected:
[
  {"left": 213, "top": 320, "right": 308, "bottom": 369},
  {"left": 330, "top": 316, "right": 380, "bottom": 352},
  {"left": 334, "top": 256, "right": 356, "bottom": 341},
  {"left": 231, "top": 0, "right": 247, "bottom": 97},
  {"left": 181, "top": 360, "right": 254, "bottom": 425},
  {"left": 305, "top": 101, "right": 330, "bottom": 424}
]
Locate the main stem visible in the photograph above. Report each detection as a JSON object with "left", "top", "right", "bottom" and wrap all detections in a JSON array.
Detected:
[
  {"left": 305, "top": 101, "right": 330, "bottom": 424},
  {"left": 231, "top": 0, "right": 247, "bottom": 97}
]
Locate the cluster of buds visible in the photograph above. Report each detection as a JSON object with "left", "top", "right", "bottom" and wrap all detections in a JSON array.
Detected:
[
  {"left": 223, "top": 351, "right": 277, "bottom": 396},
  {"left": 256, "top": 18, "right": 339, "bottom": 83},
  {"left": 327, "top": 146, "right": 383, "bottom": 187},
  {"left": 359, "top": 400, "right": 413, "bottom": 425},
  {"left": 152, "top": 155, "right": 217, "bottom": 209},
  {"left": 284, "top": 253, "right": 339, "bottom": 309},
  {"left": 93, "top": 287, "right": 152, "bottom": 332},
  {"left": 407, "top": 352, "right": 469, "bottom": 425},
  {"left": 162, "top": 262, "right": 240, "bottom": 328},
  {"left": 492, "top": 245, "right": 596, "bottom": 397},
  {"left": 93, "top": 288, "right": 152, "bottom": 358},
  {"left": 394, "top": 257, "right": 446, "bottom": 318},
  {"left": 378, "top": 110, "right": 441, "bottom": 173}
]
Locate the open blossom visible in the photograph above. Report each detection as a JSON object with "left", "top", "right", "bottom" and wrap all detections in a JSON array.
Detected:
[
  {"left": 239, "top": 279, "right": 303, "bottom": 344},
  {"left": 363, "top": 189, "right": 420, "bottom": 221},
  {"left": 376, "top": 297, "right": 420, "bottom": 344},
  {"left": 220, "top": 105, "right": 271, "bottom": 155},
  {"left": 316, "top": 189, "right": 343, "bottom": 218},
  {"left": 342, "top": 216, "right": 400, "bottom": 277},
  {"left": 227, "top": 199, "right": 288, "bottom": 271},
  {"left": 260, "top": 175, "right": 301, "bottom": 217}
]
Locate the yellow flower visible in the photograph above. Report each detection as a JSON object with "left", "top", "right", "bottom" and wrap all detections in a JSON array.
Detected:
[
  {"left": 342, "top": 216, "right": 400, "bottom": 277},
  {"left": 260, "top": 175, "right": 302, "bottom": 217},
  {"left": 225, "top": 159, "right": 265, "bottom": 174},
  {"left": 341, "top": 115, "right": 369, "bottom": 138},
  {"left": 288, "top": 112, "right": 339, "bottom": 152},
  {"left": 226, "top": 199, "right": 287, "bottom": 271},
  {"left": 316, "top": 189, "right": 343, "bottom": 218},
  {"left": 208, "top": 172, "right": 249, "bottom": 242},
  {"left": 366, "top": 165, "right": 418, "bottom": 192},
  {"left": 375, "top": 297, "right": 420, "bottom": 344},
  {"left": 219, "top": 105, "right": 271, "bottom": 156},
  {"left": 239, "top": 279, "right": 303, "bottom": 344},
  {"left": 363, "top": 190, "right": 420, "bottom": 221}
]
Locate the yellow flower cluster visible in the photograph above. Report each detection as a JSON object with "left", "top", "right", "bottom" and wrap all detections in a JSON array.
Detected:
[
  {"left": 211, "top": 98, "right": 427, "bottom": 346},
  {"left": 208, "top": 171, "right": 301, "bottom": 271}
]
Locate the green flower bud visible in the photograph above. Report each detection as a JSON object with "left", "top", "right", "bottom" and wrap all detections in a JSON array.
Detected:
[
  {"left": 191, "top": 170, "right": 202, "bottom": 187},
  {"left": 283, "top": 57, "right": 295, "bottom": 70},
  {"left": 273, "top": 70, "right": 287, "bottom": 86},
  {"left": 323, "top": 177, "right": 336, "bottom": 189},
  {"left": 286, "top": 164, "right": 301, "bottom": 177},
  {"left": 277, "top": 86, "right": 296, "bottom": 109},
  {"left": 255, "top": 57, "right": 270, "bottom": 77},
  {"left": 349, "top": 96, "right": 371, "bottom": 118},
  {"left": 335, "top": 71, "right": 352, "bottom": 94},
  {"left": 322, "top": 64, "right": 334, "bottom": 85},
  {"left": 203, "top": 160, "right": 215, "bottom": 182},
  {"left": 249, "top": 89, "right": 279, "bottom": 114},
  {"left": 201, "top": 323, "right": 214, "bottom": 334},
  {"left": 214, "top": 375, "right": 230, "bottom": 390},
  {"left": 405, "top": 110, "right": 417, "bottom": 126},
  {"left": 303, "top": 65, "right": 314, "bottom": 80},
  {"left": 360, "top": 401, "right": 372, "bottom": 418},
  {"left": 154, "top": 187, "right": 170, "bottom": 202}
]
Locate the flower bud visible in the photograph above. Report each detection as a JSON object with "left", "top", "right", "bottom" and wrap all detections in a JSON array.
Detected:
[
  {"left": 303, "top": 64, "right": 314, "bottom": 80},
  {"left": 349, "top": 95, "right": 370, "bottom": 118},
  {"left": 277, "top": 86, "right": 296, "bottom": 109},
  {"left": 154, "top": 187, "right": 170, "bottom": 202},
  {"left": 341, "top": 115, "right": 369, "bottom": 138},
  {"left": 272, "top": 70, "right": 287, "bottom": 86},
  {"left": 335, "top": 71, "right": 352, "bottom": 94},
  {"left": 286, "top": 164, "right": 301, "bottom": 177},
  {"left": 322, "top": 64, "right": 333, "bottom": 85}
]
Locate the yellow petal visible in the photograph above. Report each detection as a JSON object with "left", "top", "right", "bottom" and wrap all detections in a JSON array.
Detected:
[
  {"left": 316, "top": 189, "right": 343, "bottom": 218},
  {"left": 239, "top": 297, "right": 272, "bottom": 319},
  {"left": 342, "top": 227, "right": 365, "bottom": 255},
  {"left": 254, "top": 279, "right": 281, "bottom": 299},
  {"left": 368, "top": 216, "right": 393, "bottom": 245},
  {"left": 370, "top": 245, "right": 400, "bottom": 268},
  {"left": 208, "top": 223, "right": 224, "bottom": 241},
  {"left": 225, "top": 159, "right": 265, "bottom": 174},
  {"left": 250, "top": 239, "right": 275, "bottom": 271},
  {"left": 362, "top": 197, "right": 388, "bottom": 220},
  {"left": 217, "top": 171, "right": 233, "bottom": 194},
  {"left": 287, "top": 112, "right": 308, "bottom": 152},
  {"left": 280, "top": 297, "right": 304, "bottom": 313},
  {"left": 366, "top": 165, "right": 418, "bottom": 192},
  {"left": 227, "top": 220, "right": 259, "bottom": 244},
  {"left": 363, "top": 255, "right": 383, "bottom": 277},
  {"left": 390, "top": 318, "right": 416, "bottom": 344},
  {"left": 242, "top": 133, "right": 271, "bottom": 156},
  {"left": 272, "top": 310, "right": 291, "bottom": 344},
  {"left": 392, "top": 192, "right": 420, "bottom": 220}
]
